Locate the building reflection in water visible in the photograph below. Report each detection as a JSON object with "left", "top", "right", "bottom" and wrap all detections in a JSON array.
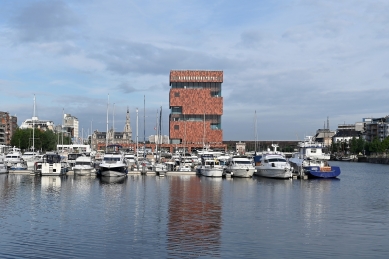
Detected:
[{"left": 167, "top": 176, "right": 223, "bottom": 258}]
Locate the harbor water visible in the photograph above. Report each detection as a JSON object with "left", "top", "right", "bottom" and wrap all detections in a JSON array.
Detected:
[{"left": 1, "top": 161, "right": 389, "bottom": 258}]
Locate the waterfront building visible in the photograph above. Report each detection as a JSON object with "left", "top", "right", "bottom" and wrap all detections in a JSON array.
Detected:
[
  {"left": 169, "top": 70, "right": 226, "bottom": 152},
  {"left": 0, "top": 111, "right": 17, "bottom": 145},
  {"left": 363, "top": 117, "right": 389, "bottom": 142},
  {"left": 63, "top": 114, "right": 79, "bottom": 140},
  {"left": 91, "top": 108, "right": 133, "bottom": 151}
]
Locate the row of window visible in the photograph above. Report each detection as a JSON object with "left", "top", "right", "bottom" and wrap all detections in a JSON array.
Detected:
[{"left": 171, "top": 82, "right": 221, "bottom": 89}]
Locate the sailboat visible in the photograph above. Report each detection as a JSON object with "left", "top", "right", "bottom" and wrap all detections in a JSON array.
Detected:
[
  {"left": 25, "top": 95, "right": 42, "bottom": 173},
  {"left": 152, "top": 106, "right": 167, "bottom": 176}
]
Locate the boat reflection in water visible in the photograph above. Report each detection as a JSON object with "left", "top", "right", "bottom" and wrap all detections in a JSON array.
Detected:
[
  {"left": 167, "top": 176, "right": 223, "bottom": 258},
  {"left": 99, "top": 175, "right": 127, "bottom": 184},
  {"left": 41, "top": 176, "right": 61, "bottom": 187}
]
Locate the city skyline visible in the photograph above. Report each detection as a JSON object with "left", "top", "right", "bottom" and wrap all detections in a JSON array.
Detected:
[{"left": 1, "top": 1, "right": 388, "bottom": 141}]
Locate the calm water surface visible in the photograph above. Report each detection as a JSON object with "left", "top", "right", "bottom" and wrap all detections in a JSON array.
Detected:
[{"left": 1, "top": 161, "right": 389, "bottom": 258}]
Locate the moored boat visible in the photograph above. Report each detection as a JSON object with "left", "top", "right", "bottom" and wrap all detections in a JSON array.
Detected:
[
  {"left": 226, "top": 155, "right": 255, "bottom": 178},
  {"left": 73, "top": 156, "right": 96, "bottom": 176},
  {"left": 41, "top": 153, "right": 67, "bottom": 176},
  {"left": 99, "top": 153, "right": 128, "bottom": 177},
  {"left": 254, "top": 153, "right": 292, "bottom": 179},
  {"left": 199, "top": 154, "right": 224, "bottom": 177},
  {"left": 289, "top": 136, "right": 340, "bottom": 178}
]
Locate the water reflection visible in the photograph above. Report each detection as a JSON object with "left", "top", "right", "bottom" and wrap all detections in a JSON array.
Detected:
[
  {"left": 100, "top": 175, "right": 127, "bottom": 184},
  {"left": 167, "top": 176, "right": 223, "bottom": 258},
  {"left": 41, "top": 176, "right": 61, "bottom": 189}
]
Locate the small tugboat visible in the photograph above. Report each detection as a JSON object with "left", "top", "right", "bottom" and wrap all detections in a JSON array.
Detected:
[{"left": 289, "top": 136, "right": 341, "bottom": 178}]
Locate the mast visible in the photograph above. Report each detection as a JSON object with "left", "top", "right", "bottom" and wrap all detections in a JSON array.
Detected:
[
  {"left": 32, "top": 95, "right": 36, "bottom": 153},
  {"left": 143, "top": 95, "right": 146, "bottom": 159},
  {"left": 112, "top": 102, "right": 115, "bottom": 148},
  {"left": 136, "top": 108, "right": 138, "bottom": 157},
  {"left": 158, "top": 106, "right": 162, "bottom": 163},
  {"left": 62, "top": 108, "right": 64, "bottom": 147},
  {"left": 254, "top": 110, "right": 257, "bottom": 153},
  {"left": 106, "top": 94, "right": 109, "bottom": 151}
]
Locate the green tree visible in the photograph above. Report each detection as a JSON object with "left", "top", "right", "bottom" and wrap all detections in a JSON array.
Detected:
[{"left": 11, "top": 129, "right": 72, "bottom": 152}]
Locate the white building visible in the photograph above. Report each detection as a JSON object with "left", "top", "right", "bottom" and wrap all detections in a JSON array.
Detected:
[
  {"left": 20, "top": 116, "right": 55, "bottom": 131},
  {"left": 63, "top": 114, "right": 79, "bottom": 139}
]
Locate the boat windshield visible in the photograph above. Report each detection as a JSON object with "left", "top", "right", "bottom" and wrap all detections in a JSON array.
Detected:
[
  {"left": 267, "top": 158, "right": 287, "bottom": 162},
  {"left": 104, "top": 157, "right": 121, "bottom": 162},
  {"left": 235, "top": 160, "right": 252, "bottom": 165}
]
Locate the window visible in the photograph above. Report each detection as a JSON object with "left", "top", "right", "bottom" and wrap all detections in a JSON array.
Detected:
[
  {"left": 174, "top": 92, "right": 180, "bottom": 97},
  {"left": 174, "top": 125, "right": 179, "bottom": 130}
]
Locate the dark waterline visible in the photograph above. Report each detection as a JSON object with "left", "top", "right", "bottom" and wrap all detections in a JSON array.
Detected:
[{"left": 1, "top": 161, "right": 389, "bottom": 258}]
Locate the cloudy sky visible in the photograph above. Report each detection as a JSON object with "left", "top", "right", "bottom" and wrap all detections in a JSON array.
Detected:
[{"left": 1, "top": 0, "right": 388, "bottom": 141}]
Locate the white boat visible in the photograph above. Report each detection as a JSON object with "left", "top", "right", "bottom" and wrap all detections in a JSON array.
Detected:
[
  {"left": 41, "top": 153, "right": 67, "bottom": 176},
  {"left": 124, "top": 153, "right": 136, "bottom": 168},
  {"left": 22, "top": 151, "right": 42, "bottom": 171},
  {"left": 99, "top": 153, "right": 128, "bottom": 177},
  {"left": 199, "top": 154, "right": 224, "bottom": 177},
  {"left": 289, "top": 136, "right": 341, "bottom": 178},
  {"left": 73, "top": 156, "right": 96, "bottom": 176},
  {"left": 177, "top": 163, "right": 192, "bottom": 172},
  {"left": 4, "top": 147, "right": 24, "bottom": 168},
  {"left": 67, "top": 153, "right": 84, "bottom": 171},
  {"left": 254, "top": 153, "right": 292, "bottom": 179},
  {"left": 0, "top": 155, "right": 9, "bottom": 174},
  {"left": 10, "top": 161, "right": 28, "bottom": 171},
  {"left": 226, "top": 155, "right": 255, "bottom": 178}
]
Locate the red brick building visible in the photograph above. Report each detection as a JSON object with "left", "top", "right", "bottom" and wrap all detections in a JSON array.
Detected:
[{"left": 169, "top": 70, "right": 226, "bottom": 152}]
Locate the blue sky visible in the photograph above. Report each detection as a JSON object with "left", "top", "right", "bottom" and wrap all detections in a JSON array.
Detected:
[{"left": 1, "top": 0, "right": 388, "bottom": 141}]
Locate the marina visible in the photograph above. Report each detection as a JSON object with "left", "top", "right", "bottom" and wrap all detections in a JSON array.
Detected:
[{"left": 1, "top": 161, "right": 389, "bottom": 258}]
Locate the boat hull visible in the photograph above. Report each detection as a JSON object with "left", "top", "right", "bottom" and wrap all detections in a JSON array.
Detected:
[
  {"left": 41, "top": 164, "right": 66, "bottom": 176},
  {"left": 73, "top": 167, "right": 95, "bottom": 176},
  {"left": 100, "top": 168, "right": 127, "bottom": 177},
  {"left": 230, "top": 168, "right": 255, "bottom": 178},
  {"left": 255, "top": 167, "right": 292, "bottom": 179},
  {"left": 201, "top": 168, "right": 224, "bottom": 177},
  {"left": 304, "top": 166, "right": 341, "bottom": 178}
]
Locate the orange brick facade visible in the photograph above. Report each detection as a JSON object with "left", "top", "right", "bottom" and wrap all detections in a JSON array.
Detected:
[
  {"left": 169, "top": 89, "right": 223, "bottom": 115},
  {"left": 169, "top": 70, "right": 226, "bottom": 152}
]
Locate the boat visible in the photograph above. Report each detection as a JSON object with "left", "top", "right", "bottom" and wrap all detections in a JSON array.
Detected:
[
  {"left": 0, "top": 155, "right": 9, "bottom": 174},
  {"left": 254, "top": 152, "right": 292, "bottom": 179},
  {"left": 226, "top": 155, "right": 255, "bottom": 178},
  {"left": 67, "top": 153, "right": 84, "bottom": 171},
  {"left": 98, "top": 153, "right": 128, "bottom": 177},
  {"left": 4, "top": 147, "right": 24, "bottom": 169},
  {"left": 41, "top": 153, "right": 67, "bottom": 176},
  {"left": 289, "top": 136, "right": 341, "bottom": 178},
  {"left": 124, "top": 153, "right": 136, "bottom": 168},
  {"left": 199, "top": 154, "right": 224, "bottom": 177},
  {"left": 73, "top": 156, "right": 96, "bottom": 176},
  {"left": 9, "top": 161, "right": 28, "bottom": 171}
]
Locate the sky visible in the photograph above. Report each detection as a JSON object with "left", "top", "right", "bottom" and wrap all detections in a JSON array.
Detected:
[{"left": 1, "top": 0, "right": 388, "bottom": 141}]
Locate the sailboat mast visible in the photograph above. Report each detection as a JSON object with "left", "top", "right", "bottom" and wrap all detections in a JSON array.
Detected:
[
  {"left": 143, "top": 95, "right": 146, "bottom": 159},
  {"left": 32, "top": 95, "right": 35, "bottom": 152},
  {"left": 254, "top": 110, "right": 257, "bottom": 152},
  {"left": 113, "top": 102, "right": 115, "bottom": 147},
  {"left": 136, "top": 108, "right": 138, "bottom": 157},
  {"left": 106, "top": 94, "right": 109, "bottom": 151},
  {"left": 159, "top": 106, "right": 162, "bottom": 162}
]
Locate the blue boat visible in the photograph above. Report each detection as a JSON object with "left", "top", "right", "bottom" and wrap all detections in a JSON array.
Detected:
[
  {"left": 303, "top": 165, "right": 341, "bottom": 178},
  {"left": 289, "top": 136, "right": 341, "bottom": 179}
]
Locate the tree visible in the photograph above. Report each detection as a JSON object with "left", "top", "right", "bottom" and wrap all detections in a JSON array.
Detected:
[{"left": 11, "top": 128, "right": 72, "bottom": 152}]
